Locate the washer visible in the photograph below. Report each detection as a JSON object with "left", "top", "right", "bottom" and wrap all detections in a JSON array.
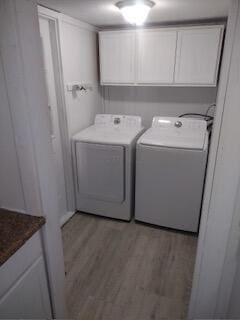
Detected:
[
  {"left": 72, "top": 114, "right": 144, "bottom": 221},
  {"left": 135, "top": 117, "right": 208, "bottom": 232}
]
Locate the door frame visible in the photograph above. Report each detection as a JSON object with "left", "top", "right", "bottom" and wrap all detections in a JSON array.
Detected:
[
  {"left": 38, "top": 7, "right": 76, "bottom": 223},
  {"left": 38, "top": 2, "right": 240, "bottom": 318},
  {"left": 0, "top": 0, "right": 67, "bottom": 316},
  {"left": 189, "top": 0, "right": 240, "bottom": 318}
]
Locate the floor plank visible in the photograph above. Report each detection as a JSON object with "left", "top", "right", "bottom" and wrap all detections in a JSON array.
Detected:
[{"left": 62, "top": 213, "right": 197, "bottom": 320}]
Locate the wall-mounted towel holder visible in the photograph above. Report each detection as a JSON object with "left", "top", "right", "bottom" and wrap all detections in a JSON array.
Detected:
[{"left": 67, "top": 83, "right": 93, "bottom": 92}]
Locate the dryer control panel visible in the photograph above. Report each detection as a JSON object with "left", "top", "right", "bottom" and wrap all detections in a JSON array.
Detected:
[{"left": 95, "top": 114, "right": 142, "bottom": 128}]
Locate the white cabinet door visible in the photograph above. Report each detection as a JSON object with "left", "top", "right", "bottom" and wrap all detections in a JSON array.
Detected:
[
  {"left": 0, "top": 257, "right": 52, "bottom": 319},
  {"left": 136, "top": 29, "right": 177, "bottom": 84},
  {"left": 175, "top": 26, "right": 223, "bottom": 85},
  {"left": 99, "top": 31, "right": 135, "bottom": 84}
]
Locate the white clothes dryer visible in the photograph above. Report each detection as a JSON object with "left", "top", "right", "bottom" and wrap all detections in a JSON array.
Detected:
[
  {"left": 72, "top": 114, "right": 144, "bottom": 221},
  {"left": 135, "top": 117, "right": 208, "bottom": 232}
]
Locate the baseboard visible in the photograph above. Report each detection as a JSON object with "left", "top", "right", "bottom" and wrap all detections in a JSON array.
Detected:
[{"left": 60, "top": 211, "right": 76, "bottom": 227}]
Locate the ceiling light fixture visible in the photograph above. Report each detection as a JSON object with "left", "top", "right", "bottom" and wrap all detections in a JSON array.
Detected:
[{"left": 116, "top": 0, "right": 155, "bottom": 26}]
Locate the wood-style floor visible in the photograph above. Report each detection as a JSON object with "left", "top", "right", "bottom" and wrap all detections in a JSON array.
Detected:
[{"left": 62, "top": 213, "right": 198, "bottom": 320}]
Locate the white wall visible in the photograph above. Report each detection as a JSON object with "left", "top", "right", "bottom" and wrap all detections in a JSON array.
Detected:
[
  {"left": 58, "top": 14, "right": 103, "bottom": 215},
  {"left": 228, "top": 259, "right": 240, "bottom": 317},
  {"left": 0, "top": 0, "right": 66, "bottom": 316},
  {"left": 103, "top": 86, "right": 217, "bottom": 127},
  {"left": 60, "top": 16, "right": 103, "bottom": 137},
  {"left": 189, "top": 0, "right": 240, "bottom": 318},
  {"left": 38, "top": 7, "right": 103, "bottom": 215},
  {"left": 0, "top": 57, "right": 25, "bottom": 212}
]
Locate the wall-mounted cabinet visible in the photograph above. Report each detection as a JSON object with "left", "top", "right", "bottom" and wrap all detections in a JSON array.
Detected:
[
  {"left": 99, "top": 30, "right": 135, "bottom": 84},
  {"left": 175, "top": 27, "right": 223, "bottom": 85},
  {"left": 99, "top": 25, "right": 224, "bottom": 87},
  {"left": 136, "top": 29, "right": 177, "bottom": 84}
]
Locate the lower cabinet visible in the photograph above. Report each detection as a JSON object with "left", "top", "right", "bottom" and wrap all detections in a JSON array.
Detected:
[{"left": 0, "top": 232, "right": 52, "bottom": 319}]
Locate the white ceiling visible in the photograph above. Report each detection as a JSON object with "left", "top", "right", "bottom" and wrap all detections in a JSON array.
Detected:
[{"left": 38, "top": 0, "right": 230, "bottom": 27}]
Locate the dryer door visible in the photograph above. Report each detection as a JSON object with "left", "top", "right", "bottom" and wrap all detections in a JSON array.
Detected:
[{"left": 76, "top": 142, "right": 125, "bottom": 203}]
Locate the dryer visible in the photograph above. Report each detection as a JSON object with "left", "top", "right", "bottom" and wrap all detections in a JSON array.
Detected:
[
  {"left": 135, "top": 117, "right": 208, "bottom": 232},
  {"left": 72, "top": 114, "right": 144, "bottom": 221}
]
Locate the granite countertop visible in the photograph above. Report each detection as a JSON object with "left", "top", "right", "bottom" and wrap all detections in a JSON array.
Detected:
[{"left": 0, "top": 209, "right": 45, "bottom": 266}]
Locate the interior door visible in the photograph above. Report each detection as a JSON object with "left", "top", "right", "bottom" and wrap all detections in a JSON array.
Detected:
[
  {"left": 76, "top": 142, "right": 125, "bottom": 203},
  {"left": 39, "top": 17, "right": 67, "bottom": 220},
  {"left": 136, "top": 29, "right": 177, "bottom": 84}
]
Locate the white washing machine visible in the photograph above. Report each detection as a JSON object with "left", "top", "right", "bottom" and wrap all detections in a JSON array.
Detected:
[
  {"left": 72, "top": 114, "right": 144, "bottom": 221},
  {"left": 135, "top": 117, "right": 208, "bottom": 232}
]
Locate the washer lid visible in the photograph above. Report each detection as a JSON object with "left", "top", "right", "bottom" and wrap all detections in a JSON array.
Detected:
[{"left": 138, "top": 117, "right": 207, "bottom": 150}]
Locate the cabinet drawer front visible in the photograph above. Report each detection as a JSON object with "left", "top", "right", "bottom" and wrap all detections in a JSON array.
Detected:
[
  {"left": 175, "top": 26, "right": 223, "bottom": 85},
  {"left": 0, "top": 257, "right": 52, "bottom": 319},
  {"left": 0, "top": 232, "right": 42, "bottom": 298},
  {"left": 136, "top": 29, "right": 177, "bottom": 84},
  {"left": 99, "top": 31, "right": 135, "bottom": 84}
]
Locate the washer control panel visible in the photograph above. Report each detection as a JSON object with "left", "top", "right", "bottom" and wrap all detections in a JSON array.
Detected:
[
  {"left": 174, "top": 121, "right": 183, "bottom": 128},
  {"left": 152, "top": 117, "right": 206, "bottom": 131},
  {"left": 149, "top": 117, "right": 207, "bottom": 150}
]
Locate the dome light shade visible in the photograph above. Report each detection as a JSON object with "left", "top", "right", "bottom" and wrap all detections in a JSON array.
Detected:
[{"left": 116, "top": 0, "right": 155, "bottom": 26}]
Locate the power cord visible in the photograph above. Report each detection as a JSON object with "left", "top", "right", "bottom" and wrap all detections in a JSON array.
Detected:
[
  {"left": 178, "top": 103, "right": 216, "bottom": 132},
  {"left": 179, "top": 113, "right": 213, "bottom": 121},
  {"left": 205, "top": 103, "right": 216, "bottom": 117}
]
